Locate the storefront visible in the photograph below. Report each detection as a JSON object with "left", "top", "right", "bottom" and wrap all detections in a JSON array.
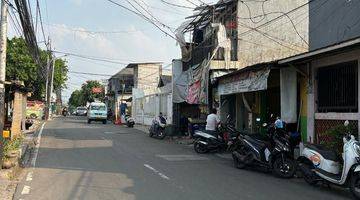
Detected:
[
  {"left": 217, "top": 63, "right": 281, "bottom": 134},
  {"left": 279, "top": 38, "right": 360, "bottom": 143}
]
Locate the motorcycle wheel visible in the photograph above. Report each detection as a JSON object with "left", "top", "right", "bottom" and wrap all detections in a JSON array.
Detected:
[
  {"left": 194, "top": 140, "right": 208, "bottom": 154},
  {"left": 272, "top": 156, "right": 296, "bottom": 178},
  {"left": 157, "top": 130, "right": 166, "bottom": 140},
  {"left": 350, "top": 173, "right": 360, "bottom": 199},
  {"left": 232, "top": 146, "right": 247, "bottom": 169},
  {"left": 149, "top": 129, "right": 154, "bottom": 137},
  {"left": 300, "top": 163, "right": 318, "bottom": 185}
]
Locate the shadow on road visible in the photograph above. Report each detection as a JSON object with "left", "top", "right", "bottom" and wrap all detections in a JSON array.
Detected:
[{"left": 24, "top": 117, "right": 352, "bottom": 200}]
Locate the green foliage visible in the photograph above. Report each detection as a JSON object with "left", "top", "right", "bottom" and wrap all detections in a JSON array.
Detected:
[
  {"left": 1, "top": 137, "right": 23, "bottom": 160},
  {"left": 6, "top": 37, "right": 68, "bottom": 100},
  {"left": 68, "top": 80, "right": 105, "bottom": 107},
  {"left": 319, "top": 124, "right": 357, "bottom": 155},
  {"left": 53, "top": 58, "right": 69, "bottom": 91},
  {"left": 68, "top": 89, "right": 83, "bottom": 107}
]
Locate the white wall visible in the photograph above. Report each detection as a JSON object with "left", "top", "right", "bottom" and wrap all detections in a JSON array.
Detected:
[
  {"left": 132, "top": 85, "right": 172, "bottom": 126},
  {"left": 133, "top": 93, "right": 172, "bottom": 126},
  {"left": 237, "top": 0, "right": 309, "bottom": 68}
]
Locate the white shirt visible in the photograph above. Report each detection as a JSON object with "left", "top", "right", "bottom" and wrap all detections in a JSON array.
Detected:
[{"left": 206, "top": 113, "right": 220, "bottom": 131}]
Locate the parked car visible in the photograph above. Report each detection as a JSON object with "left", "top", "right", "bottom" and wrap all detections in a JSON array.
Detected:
[
  {"left": 87, "top": 102, "right": 107, "bottom": 124},
  {"left": 75, "top": 107, "right": 87, "bottom": 116}
]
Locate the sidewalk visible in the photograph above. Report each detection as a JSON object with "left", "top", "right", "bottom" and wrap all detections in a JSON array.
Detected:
[
  {"left": 134, "top": 124, "right": 194, "bottom": 145},
  {"left": 0, "top": 120, "right": 43, "bottom": 200},
  {"left": 134, "top": 124, "right": 150, "bottom": 134},
  {"left": 0, "top": 176, "right": 16, "bottom": 200}
]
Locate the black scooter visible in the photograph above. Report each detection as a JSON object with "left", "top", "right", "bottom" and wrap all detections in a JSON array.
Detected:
[
  {"left": 193, "top": 116, "right": 239, "bottom": 154},
  {"left": 231, "top": 121, "right": 296, "bottom": 178},
  {"left": 149, "top": 118, "right": 166, "bottom": 139}
]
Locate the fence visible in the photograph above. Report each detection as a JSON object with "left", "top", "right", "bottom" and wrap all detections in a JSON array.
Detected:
[{"left": 132, "top": 85, "right": 172, "bottom": 126}]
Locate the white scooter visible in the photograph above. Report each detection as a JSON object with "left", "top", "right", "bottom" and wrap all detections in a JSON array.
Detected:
[{"left": 298, "top": 121, "right": 360, "bottom": 199}]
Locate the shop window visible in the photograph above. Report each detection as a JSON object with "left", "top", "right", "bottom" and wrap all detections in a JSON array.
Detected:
[{"left": 317, "top": 61, "right": 358, "bottom": 113}]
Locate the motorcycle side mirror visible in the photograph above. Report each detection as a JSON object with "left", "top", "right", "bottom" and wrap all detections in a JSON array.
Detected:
[{"left": 344, "top": 120, "right": 349, "bottom": 127}]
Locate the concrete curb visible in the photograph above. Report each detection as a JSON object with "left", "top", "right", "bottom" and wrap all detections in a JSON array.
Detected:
[{"left": 0, "top": 120, "right": 45, "bottom": 200}]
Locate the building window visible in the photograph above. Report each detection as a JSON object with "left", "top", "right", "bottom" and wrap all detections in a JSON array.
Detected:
[{"left": 317, "top": 60, "right": 358, "bottom": 113}]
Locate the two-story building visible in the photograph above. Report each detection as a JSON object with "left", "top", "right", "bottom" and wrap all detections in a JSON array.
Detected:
[
  {"left": 173, "top": 0, "right": 309, "bottom": 134},
  {"left": 278, "top": 0, "right": 360, "bottom": 142},
  {"left": 107, "top": 62, "right": 163, "bottom": 120}
]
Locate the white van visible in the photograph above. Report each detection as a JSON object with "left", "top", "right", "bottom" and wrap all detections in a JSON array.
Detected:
[{"left": 87, "top": 102, "right": 107, "bottom": 124}]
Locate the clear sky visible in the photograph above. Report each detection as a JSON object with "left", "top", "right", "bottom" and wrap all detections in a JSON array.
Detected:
[{"left": 7, "top": 0, "right": 214, "bottom": 102}]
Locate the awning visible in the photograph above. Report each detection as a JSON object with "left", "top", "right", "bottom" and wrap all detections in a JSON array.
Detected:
[
  {"left": 218, "top": 68, "right": 271, "bottom": 95},
  {"left": 279, "top": 37, "right": 360, "bottom": 64}
]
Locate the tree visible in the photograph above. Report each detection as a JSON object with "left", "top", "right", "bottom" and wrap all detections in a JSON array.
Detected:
[
  {"left": 5, "top": 37, "right": 68, "bottom": 100},
  {"left": 68, "top": 80, "right": 105, "bottom": 107},
  {"left": 68, "top": 90, "right": 82, "bottom": 107},
  {"left": 53, "top": 58, "right": 69, "bottom": 91}
]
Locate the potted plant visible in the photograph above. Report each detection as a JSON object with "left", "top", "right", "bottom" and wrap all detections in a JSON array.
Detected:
[
  {"left": 2, "top": 157, "right": 14, "bottom": 169},
  {"left": 1, "top": 137, "right": 23, "bottom": 169}
]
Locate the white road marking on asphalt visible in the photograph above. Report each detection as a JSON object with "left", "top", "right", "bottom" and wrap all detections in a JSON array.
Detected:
[
  {"left": 21, "top": 185, "right": 31, "bottom": 195},
  {"left": 158, "top": 173, "right": 170, "bottom": 180},
  {"left": 156, "top": 154, "right": 209, "bottom": 161},
  {"left": 26, "top": 172, "right": 33, "bottom": 181},
  {"left": 144, "top": 164, "right": 170, "bottom": 180},
  {"left": 31, "top": 123, "right": 46, "bottom": 168}
]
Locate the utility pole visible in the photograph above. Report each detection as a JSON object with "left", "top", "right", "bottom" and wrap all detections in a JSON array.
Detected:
[
  {"left": 44, "top": 53, "right": 50, "bottom": 120},
  {"left": 0, "top": 0, "right": 8, "bottom": 166},
  {"left": 44, "top": 55, "right": 54, "bottom": 120},
  {"left": 49, "top": 56, "right": 55, "bottom": 116}
]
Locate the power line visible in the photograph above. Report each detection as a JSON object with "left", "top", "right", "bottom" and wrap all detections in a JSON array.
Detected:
[
  {"left": 184, "top": 0, "right": 199, "bottom": 7},
  {"left": 7, "top": 10, "right": 23, "bottom": 37},
  {"left": 238, "top": 0, "right": 313, "bottom": 38},
  {"left": 130, "top": 0, "right": 173, "bottom": 31},
  {"left": 52, "top": 50, "right": 133, "bottom": 65},
  {"left": 160, "top": 0, "right": 195, "bottom": 9},
  {"left": 13, "top": 0, "right": 44, "bottom": 78},
  {"left": 46, "top": 23, "right": 150, "bottom": 35},
  {"left": 105, "top": 0, "right": 179, "bottom": 41},
  {"left": 68, "top": 71, "right": 113, "bottom": 77},
  {"left": 36, "top": 0, "right": 47, "bottom": 47}
]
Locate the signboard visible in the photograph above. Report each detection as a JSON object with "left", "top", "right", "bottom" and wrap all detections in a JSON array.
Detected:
[
  {"left": 92, "top": 87, "right": 103, "bottom": 93},
  {"left": 218, "top": 68, "right": 270, "bottom": 95}
]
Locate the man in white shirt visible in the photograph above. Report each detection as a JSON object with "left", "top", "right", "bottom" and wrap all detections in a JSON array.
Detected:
[{"left": 206, "top": 108, "right": 220, "bottom": 131}]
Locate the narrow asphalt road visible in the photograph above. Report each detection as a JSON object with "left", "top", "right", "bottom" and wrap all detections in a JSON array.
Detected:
[{"left": 14, "top": 116, "right": 352, "bottom": 200}]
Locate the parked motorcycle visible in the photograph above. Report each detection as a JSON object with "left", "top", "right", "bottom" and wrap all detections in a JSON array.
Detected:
[
  {"left": 149, "top": 117, "right": 166, "bottom": 139},
  {"left": 193, "top": 116, "right": 239, "bottom": 154},
  {"left": 125, "top": 115, "right": 135, "bottom": 128},
  {"left": 231, "top": 120, "right": 296, "bottom": 178},
  {"left": 298, "top": 120, "right": 360, "bottom": 199},
  {"left": 62, "top": 109, "right": 68, "bottom": 117}
]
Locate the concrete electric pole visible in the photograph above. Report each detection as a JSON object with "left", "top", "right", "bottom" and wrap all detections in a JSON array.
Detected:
[
  {"left": 0, "top": 0, "right": 8, "bottom": 166},
  {"left": 44, "top": 54, "right": 50, "bottom": 120},
  {"left": 49, "top": 56, "right": 55, "bottom": 116}
]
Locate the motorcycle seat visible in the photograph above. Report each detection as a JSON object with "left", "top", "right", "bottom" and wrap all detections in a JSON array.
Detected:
[
  {"left": 245, "top": 135, "right": 269, "bottom": 149},
  {"left": 305, "top": 144, "right": 339, "bottom": 161}
]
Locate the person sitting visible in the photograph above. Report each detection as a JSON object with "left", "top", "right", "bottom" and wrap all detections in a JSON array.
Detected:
[
  {"left": 158, "top": 112, "right": 167, "bottom": 124},
  {"left": 205, "top": 108, "right": 220, "bottom": 136}
]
